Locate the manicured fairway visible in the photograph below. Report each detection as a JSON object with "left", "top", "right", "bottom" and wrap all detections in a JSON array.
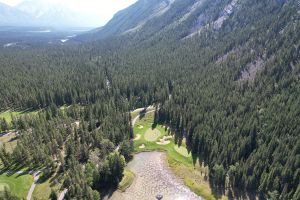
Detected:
[
  {"left": 0, "top": 111, "right": 23, "bottom": 123},
  {"left": 33, "top": 180, "right": 52, "bottom": 200},
  {"left": 0, "top": 132, "right": 18, "bottom": 153},
  {"left": 0, "top": 183, "right": 9, "bottom": 191},
  {"left": 0, "top": 110, "right": 39, "bottom": 124},
  {"left": 0, "top": 173, "right": 33, "bottom": 198},
  {"left": 174, "top": 145, "right": 191, "bottom": 157},
  {"left": 133, "top": 111, "right": 193, "bottom": 165}
]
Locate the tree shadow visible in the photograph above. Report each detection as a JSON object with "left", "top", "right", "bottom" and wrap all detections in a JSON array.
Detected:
[
  {"left": 151, "top": 123, "right": 157, "bottom": 130},
  {"left": 208, "top": 178, "right": 262, "bottom": 200},
  {"left": 100, "top": 187, "right": 119, "bottom": 199},
  {"left": 138, "top": 108, "right": 147, "bottom": 120},
  {"left": 11, "top": 107, "right": 39, "bottom": 113},
  {"left": 36, "top": 170, "right": 54, "bottom": 184},
  {"left": 8, "top": 136, "right": 18, "bottom": 142}
]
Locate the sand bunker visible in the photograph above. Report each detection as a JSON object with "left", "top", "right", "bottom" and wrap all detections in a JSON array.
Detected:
[
  {"left": 164, "top": 136, "right": 173, "bottom": 140},
  {"left": 156, "top": 136, "right": 172, "bottom": 145},
  {"left": 138, "top": 125, "right": 144, "bottom": 129},
  {"left": 71, "top": 121, "right": 80, "bottom": 128},
  {"left": 134, "top": 134, "right": 141, "bottom": 141},
  {"left": 139, "top": 144, "right": 145, "bottom": 149},
  {"left": 156, "top": 140, "right": 170, "bottom": 145},
  {"left": 144, "top": 129, "right": 161, "bottom": 142}
]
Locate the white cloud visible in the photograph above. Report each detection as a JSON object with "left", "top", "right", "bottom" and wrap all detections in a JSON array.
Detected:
[
  {"left": 0, "top": 0, "right": 137, "bottom": 25},
  {"left": 66, "top": 0, "right": 138, "bottom": 23},
  {"left": 0, "top": 0, "right": 22, "bottom": 6}
]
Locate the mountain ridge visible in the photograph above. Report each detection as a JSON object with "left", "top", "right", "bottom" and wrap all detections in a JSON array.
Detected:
[
  {"left": 0, "top": 2, "right": 34, "bottom": 26},
  {"left": 76, "top": 0, "right": 243, "bottom": 42}
]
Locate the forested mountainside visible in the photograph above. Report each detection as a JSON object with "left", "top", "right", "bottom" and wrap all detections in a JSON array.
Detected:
[{"left": 0, "top": 0, "right": 300, "bottom": 199}]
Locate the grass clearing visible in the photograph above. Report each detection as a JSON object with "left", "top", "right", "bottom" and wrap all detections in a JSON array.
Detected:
[
  {"left": 0, "top": 173, "right": 33, "bottom": 198},
  {"left": 0, "top": 110, "right": 39, "bottom": 124},
  {"left": 32, "top": 169, "right": 63, "bottom": 200},
  {"left": 174, "top": 145, "right": 191, "bottom": 157},
  {"left": 185, "top": 177, "right": 215, "bottom": 200},
  {"left": 0, "top": 132, "right": 18, "bottom": 153},
  {"left": 118, "top": 169, "right": 135, "bottom": 192},
  {"left": 33, "top": 180, "right": 52, "bottom": 200},
  {"left": 0, "top": 183, "right": 9, "bottom": 190}
]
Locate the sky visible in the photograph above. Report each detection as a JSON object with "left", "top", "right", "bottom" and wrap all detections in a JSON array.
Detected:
[{"left": 0, "top": 0, "right": 137, "bottom": 25}]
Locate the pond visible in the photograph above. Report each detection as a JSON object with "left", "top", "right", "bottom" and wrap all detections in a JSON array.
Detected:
[{"left": 109, "top": 152, "right": 202, "bottom": 200}]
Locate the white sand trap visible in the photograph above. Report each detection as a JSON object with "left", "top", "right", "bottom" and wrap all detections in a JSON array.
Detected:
[
  {"left": 139, "top": 144, "right": 145, "bottom": 149},
  {"left": 156, "top": 136, "right": 172, "bottom": 145},
  {"left": 134, "top": 134, "right": 141, "bottom": 141},
  {"left": 72, "top": 121, "right": 80, "bottom": 128},
  {"left": 138, "top": 125, "right": 144, "bottom": 129},
  {"left": 156, "top": 140, "right": 171, "bottom": 145}
]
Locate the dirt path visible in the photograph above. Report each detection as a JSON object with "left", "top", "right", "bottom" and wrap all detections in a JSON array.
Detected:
[
  {"left": 109, "top": 152, "right": 202, "bottom": 200},
  {"left": 26, "top": 171, "right": 40, "bottom": 200},
  {"left": 132, "top": 106, "right": 155, "bottom": 127}
]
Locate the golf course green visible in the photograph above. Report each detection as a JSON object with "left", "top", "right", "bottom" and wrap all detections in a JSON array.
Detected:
[{"left": 0, "top": 173, "right": 33, "bottom": 198}]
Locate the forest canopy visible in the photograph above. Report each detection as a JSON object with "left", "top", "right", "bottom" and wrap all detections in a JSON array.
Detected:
[{"left": 0, "top": 0, "right": 299, "bottom": 199}]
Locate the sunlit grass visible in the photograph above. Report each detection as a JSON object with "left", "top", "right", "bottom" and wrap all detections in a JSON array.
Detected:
[
  {"left": 118, "top": 169, "right": 135, "bottom": 192},
  {"left": 0, "top": 173, "right": 33, "bottom": 199},
  {"left": 0, "top": 132, "right": 18, "bottom": 153},
  {"left": 0, "top": 110, "right": 39, "bottom": 124}
]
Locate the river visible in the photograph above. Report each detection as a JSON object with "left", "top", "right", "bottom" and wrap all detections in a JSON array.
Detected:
[{"left": 109, "top": 152, "right": 202, "bottom": 200}]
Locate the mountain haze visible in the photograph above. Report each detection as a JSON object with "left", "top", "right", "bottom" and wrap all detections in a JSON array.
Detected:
[
  {"left": 16, "top": 0, "right": 99, "bottom": 27},
  {"left": 0, "top": 0, "right": 101, "bottom": 27},
  {"left": 0, "top": 2, "right": 33, "bottom": 26}
]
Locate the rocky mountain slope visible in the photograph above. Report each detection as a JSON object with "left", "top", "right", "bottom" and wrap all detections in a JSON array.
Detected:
[
  {"left": 79, "top": 0, "right": 299, "bottom": 43},
  {"left": 77, "top": 0, "right": 242, "bottom": 41}
]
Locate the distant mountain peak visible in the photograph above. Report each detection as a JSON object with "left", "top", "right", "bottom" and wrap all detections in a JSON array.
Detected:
[{"left": 0, "top": 0, "right": 100, "bottom": 28}]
